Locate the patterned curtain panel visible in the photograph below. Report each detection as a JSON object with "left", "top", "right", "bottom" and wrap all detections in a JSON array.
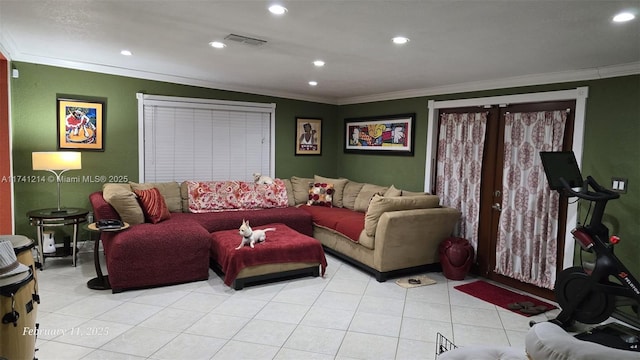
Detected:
[
  {"left": 495, "top": 110, "right": 567, "bottom": 289},
  {"left": 435, "top": 112, "right": 488, "bottom": 250}
]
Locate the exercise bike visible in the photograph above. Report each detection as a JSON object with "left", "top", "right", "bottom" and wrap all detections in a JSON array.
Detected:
[{"left": 540, "top": 151, "right": 640, "bottom": 329}]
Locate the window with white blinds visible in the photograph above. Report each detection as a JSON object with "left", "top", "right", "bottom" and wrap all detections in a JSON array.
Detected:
[{"left": 137, "top": 94, "right": 275, "bottom": 183}]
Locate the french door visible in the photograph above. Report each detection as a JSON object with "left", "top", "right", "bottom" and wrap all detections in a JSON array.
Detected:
[{"left": 438, "top": 100, "right": 575, "bottom": 297}]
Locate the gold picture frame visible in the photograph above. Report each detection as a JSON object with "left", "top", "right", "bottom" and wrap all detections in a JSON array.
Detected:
[
  {"left": 295, "top": 117, "right": 322, "bottom": 155},
  {"left": 57, "top": 96, "right": 105, "bottom": 151}
]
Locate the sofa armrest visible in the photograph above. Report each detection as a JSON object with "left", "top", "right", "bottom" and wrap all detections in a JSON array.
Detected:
[
  {"left": 372, "top": 207, "right": 460, "bottom": 271},
  {"left": 89, "top": 191, "right": 120, "bottom": 221}
]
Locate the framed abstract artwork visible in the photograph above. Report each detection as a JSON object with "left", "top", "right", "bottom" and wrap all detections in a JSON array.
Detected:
[
  {"left": 295, "top": 117, "right": 322, "bottom": 155},
  {"left": 344, "top": 113, "right": 415, "bottom": 155},
  {"left": 57, "top": 96, "right": 105, "bottom": 151}
]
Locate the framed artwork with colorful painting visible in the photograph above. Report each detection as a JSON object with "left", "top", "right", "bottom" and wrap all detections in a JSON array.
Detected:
[
  {"left": 344, "top": 113, "right": 415, "bottom": 156},
  {"left": 57, "top": 96, "right": 105, "bottom": 151}
]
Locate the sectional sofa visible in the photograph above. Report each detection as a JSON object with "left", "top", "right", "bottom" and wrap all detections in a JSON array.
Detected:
[
  {"left": 89, "top": 180, "right": 313, "bottom": 292},
  {"left": 289, "top": 175, "right": 461, "bottom": 281},
  {"left": 89, "top": 176, "right": 460, "bottom": 291}
]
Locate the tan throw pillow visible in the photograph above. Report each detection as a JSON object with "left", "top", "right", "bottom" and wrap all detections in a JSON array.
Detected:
[
  {"left": 314, "top": 175, "right": 348, "bottom": 208},
  {"left": 291, "top": 176, "right": 314, "bottom": 205},
  {"left": 130, "top": 182, "right": 181, "bottom": 213},
  {"left": 364, "top": 194, "right": 441, "bottom": 236},
  {"left": 101, "top": 184, "right": 144, "bottom": 225},
  {"left": 342, "top": 181, "right": 364, "bottom": 210},
  {"left": 180, "top": 182, "right": 190, "bottom": 212},
  {"left": 384, "top": 184, "right": 402, "bottom": 197},
  {"left": 354, "top": 184, "right": 389, "bottom": 212},
  {"left": 283, "top": 178, "right": 296, "bottom": 207},
  {"left": 102, "top": 183, "right": 132, "bottom": 198}
]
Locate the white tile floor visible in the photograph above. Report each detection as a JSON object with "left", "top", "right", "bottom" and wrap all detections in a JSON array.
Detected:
[{"left": 30, "top": 242, "right": 565, "bottom": 360}]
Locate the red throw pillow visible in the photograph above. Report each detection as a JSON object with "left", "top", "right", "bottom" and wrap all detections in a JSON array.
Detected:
[{"left": 134, "top": 188, "right": 171, "bottom": 224}]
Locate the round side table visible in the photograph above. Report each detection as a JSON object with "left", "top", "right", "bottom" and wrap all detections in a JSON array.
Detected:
[
  {"left": 86, "top": 222, "right": 129, "bottom": 290},
  {"left": 27, "top": 208, "right": 88, "bottom": 269}
]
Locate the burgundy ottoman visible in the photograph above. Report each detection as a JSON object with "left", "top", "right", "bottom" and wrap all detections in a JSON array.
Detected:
[{"left": 210, "top": 223, "right": 327, "bottom": 289}]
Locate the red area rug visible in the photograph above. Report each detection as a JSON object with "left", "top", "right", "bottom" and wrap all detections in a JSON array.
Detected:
[{"left": 454, "top": 280, "right": 556, "bottom": 317}]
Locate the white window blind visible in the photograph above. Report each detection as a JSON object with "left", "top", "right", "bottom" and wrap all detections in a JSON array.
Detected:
[{"left": 137, "top": 94, "right": 275, "bottom": 183}]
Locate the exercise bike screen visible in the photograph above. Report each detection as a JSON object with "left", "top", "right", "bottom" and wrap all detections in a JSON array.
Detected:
[{"left": 540, "top": 151, "right": 584, "bottom": 191}]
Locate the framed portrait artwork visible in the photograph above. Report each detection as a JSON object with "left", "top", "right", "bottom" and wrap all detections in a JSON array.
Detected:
[
  {"left": 57, "top": 96, "right": 105, "bottom": 151},
  {"left": 344, "top": 113, "right": 415, "bottom": 156},
  {"left": 295, "top": 117, "right": 322, "bottom": 155}
]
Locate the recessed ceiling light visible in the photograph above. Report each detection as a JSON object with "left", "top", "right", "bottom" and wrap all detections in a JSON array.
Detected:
[
  {"left": 269, "top": 4, "right": 288, "bottom": 15},
  {"left": 308, "top": 81, "right": 318, "bottom": 86},
  {"left": 120, "top": 50, "right": 132, "bottom": 56},
  {"left": 209, "top": 41, "right": 227, "bottom": 49},
  {"left": 613, "top": 12, "right": 635, "bottom": 23},
  {"left": 392, "top": 36, "right": 410, "bottom": 45},
  {"left": 313, "top": 60, "right": 325, "bottom": 67}
]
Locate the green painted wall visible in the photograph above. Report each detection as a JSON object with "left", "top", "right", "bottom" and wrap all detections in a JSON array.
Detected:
[
  {"left": 10, "top": 62, "right": 337, "bottom": 238},
  {"left": 338, "top": 98, "right": 430, "bottom": 190},
  {"left": 9, "top": 62, "right": 639, "bottom": 284},
  {"left": 337, "top": 75, "right": 640, "bottom": 280}
]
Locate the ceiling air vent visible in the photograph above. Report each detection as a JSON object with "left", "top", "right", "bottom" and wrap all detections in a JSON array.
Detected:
[{"left": 224, "top": 34, "right": 267, "bottom": 46}]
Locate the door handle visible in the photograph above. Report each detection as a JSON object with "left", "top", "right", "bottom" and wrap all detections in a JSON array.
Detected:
[{"left": 492, "top": 203, "right": 502, "bottom": 212}]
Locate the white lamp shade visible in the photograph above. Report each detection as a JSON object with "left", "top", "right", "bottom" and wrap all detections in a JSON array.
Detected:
[{"left": 32, "top": 152, "right": 82, "bottom": 171}]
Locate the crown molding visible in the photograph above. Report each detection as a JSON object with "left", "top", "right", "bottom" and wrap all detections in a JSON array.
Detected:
[
  {"left": 7, "top": 52, "right": 339, "bottom": 105},
  {"left": 0, "top": 33, "right": 14, "bottom": 61},
  {"left": 337, "top": 62, "right": 640, "bottom": 105},
  {"left": 4, "top": 34, "right": 638, "bottom": 107}
]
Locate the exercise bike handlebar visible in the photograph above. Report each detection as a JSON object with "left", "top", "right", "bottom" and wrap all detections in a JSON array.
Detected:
[{"left": 559, "top": 176, "right": 620, "bottom": 202}]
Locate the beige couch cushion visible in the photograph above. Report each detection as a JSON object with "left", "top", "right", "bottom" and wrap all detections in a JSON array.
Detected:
[
  {"left": 130, "top": 181, "right": 182, "bottom": 213},
  {"left": 354, "top": 184, "right": 389, "bottom": 212},
  {"left": 342, "top": 181, "right": 365, "bottom": 210},
  {"left": 282, "top": 178, "right": 296, "bottom": 206},
  {"left": 384, "top": 185, "right": 402, "bottom": 197},
  {"left": 291, "top": 176, "right": 313, "bottom": 205},
  {"left": 401, "top": 190, "right": 429, "bottom": 196},
  {"left": 358, "top": 231, "right": 375, "bottom": 250},
  {"left": 102, "top": 183, "right": 144, "bottom": 225},
  {"left": 180, "top": 182, "right": 189, "bottom": 212},
  {"left": 314, "top": 175, "right": 348, "bottom": 208},
  {"left": 102, "top": 183, "right": 132, "bottom": 197},
  {"left": 364, "top": 194, "right": 440, "bottom": 237}
]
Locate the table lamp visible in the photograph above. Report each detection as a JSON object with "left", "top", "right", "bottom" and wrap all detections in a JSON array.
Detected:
[{"left": 32, "top": 151, "right": 82, "bottom": 213}]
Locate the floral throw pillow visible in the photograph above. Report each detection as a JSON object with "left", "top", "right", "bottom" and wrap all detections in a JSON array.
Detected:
[
  {"left": 134, "top": 187, "right": 171, "bottom": 224},
  {"left": 307, "top": 182, "right": 334, "bottom": 207}
]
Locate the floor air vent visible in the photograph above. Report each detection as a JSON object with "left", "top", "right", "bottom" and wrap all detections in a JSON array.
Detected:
[{"left": 224, "top": 34, "right": 267, "bottom": 46}]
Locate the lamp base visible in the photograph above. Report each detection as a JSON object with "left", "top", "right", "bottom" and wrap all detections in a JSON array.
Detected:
[
  {"left": 43, "top": 231, "right": 57, "bottom": 254},
  {"left": 51, "top": 209, "right": 68, "bottom": 214}
]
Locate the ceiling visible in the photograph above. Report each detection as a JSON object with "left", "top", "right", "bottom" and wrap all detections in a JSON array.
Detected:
[{"left": 1, "top": 1, "right": 639, "bottom": 104}]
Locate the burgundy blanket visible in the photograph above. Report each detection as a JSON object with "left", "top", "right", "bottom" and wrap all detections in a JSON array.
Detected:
[
  {"left": 210, "top": 223, "right": 327, "bottom": 286},
  {"left": 298, "top": 205, "right": 364, "bottom": 242}
]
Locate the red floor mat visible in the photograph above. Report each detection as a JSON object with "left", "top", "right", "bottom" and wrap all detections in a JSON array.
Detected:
[{"left": 454, "top": 280, "right": 557, "bottom": 317}]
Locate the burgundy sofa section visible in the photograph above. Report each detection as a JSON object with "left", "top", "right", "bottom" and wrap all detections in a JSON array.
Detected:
[
  {"left": 298, "top": 205, "right": 364, "bottom": 242},
  {"left": 89, "top": 191, "right": 313, "bottom": 292}
]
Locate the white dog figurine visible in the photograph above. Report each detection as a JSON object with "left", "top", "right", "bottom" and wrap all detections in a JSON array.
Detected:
[
  {"left": 253, "top": 172, "right": 274, "bottom": 185},
  {"left": 235, "top": 220, "right": 275, "bottom": 249}
]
